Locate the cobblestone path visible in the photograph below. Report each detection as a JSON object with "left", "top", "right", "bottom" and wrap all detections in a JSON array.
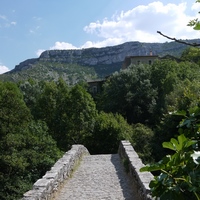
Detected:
[{"left": 54, "top": 154, "right": 137, "bottom": 200}]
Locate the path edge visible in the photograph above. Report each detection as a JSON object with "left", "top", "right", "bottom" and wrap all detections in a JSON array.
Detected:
[
  {"left": 22, "top": 145, "right": 90, "bottom": 200},
  {"left": 118, "top": 140, "right": 154, "bottom": 200}
]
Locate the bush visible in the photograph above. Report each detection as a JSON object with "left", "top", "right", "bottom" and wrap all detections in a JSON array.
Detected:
[{"left": 87, "top": 112, "right": 133, "bottom": 154}]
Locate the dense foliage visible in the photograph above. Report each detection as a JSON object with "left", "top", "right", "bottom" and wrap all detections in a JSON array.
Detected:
[
  {"left": 0, "top": 82, "right": 62, "bottom": 200},
  {"left": 0, "top": 78, "right": 137, "bottom": 199},
  {"left": 87, "top": 112, "right": 133, "bottom": 154},
  {"left": 96, "top": 48, "right": 200, "bottom": 198},
  {"left": 138, "top": 1, "right": 200, "bottom": 198},
  {"left": 1, "top": 35, "right": 200, "bottom": 199},
  {"left": 140, "top": 109, "right": 200, "bottom": 199},
  {"left": 101, "top": 64, "right": 157, "bottom": 124}
]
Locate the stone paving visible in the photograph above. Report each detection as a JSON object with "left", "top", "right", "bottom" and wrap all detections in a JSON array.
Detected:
[{"left": 53, "top": 154, "right": 137, "bottom": 200}]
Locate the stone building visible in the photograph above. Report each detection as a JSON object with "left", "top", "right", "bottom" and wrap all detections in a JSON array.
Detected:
[
  {"left": 87, "top": 79, "right": 105, "bottom": 95},
  {"left": 122, "top": 52, "right": 182, "bottom": 70},
  {"left": 122, "top": 52, "right": 159, "bottom": 69}
]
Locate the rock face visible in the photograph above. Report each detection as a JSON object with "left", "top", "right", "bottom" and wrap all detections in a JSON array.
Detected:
[
  {"left": 12, "top": 58, "right": 38, "bottom": 72},
  {"left": 10, "top": 39, "right": 200, "bottom": 77},
  {"left": 37, "top": 40, "right": 191, "bottom": 66},
  {"left": 39, "top": 42, "right": 143, "bottom": 66},
  {"left": 37, "top": 40, "right": 200, "bottom": 64}
]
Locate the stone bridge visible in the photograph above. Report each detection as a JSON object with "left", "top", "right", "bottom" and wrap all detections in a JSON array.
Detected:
[{"left": 22, "top": 141, "right": 154, "bottom": 200}]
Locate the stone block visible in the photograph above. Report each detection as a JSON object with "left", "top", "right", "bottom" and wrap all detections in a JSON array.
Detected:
[
  {"left": 119, "top": 140, "right": 153, "bottom": 200},
  {"left": 21, "top": 145, "right": 90, "bottom": 200}
]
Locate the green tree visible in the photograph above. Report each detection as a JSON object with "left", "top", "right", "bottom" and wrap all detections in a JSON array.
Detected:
[
  {"left": 65, "top": 84, "right": 97, "bottom": 148},
  {"left": 181, "top": 47, "right": 200, "bottom": 65},
  {"left": 47, "top": 78, "right": 70, "bottom": 149},
  {"left": 0, "top": 120, "right": 62, "bottom": 200},
  {"left": 18, "top": 78, "right": 42, "bottom": 112},
  {"left": 150, "top": 59, "right": 180, "bottom": 123},
  {"left": 102, "top": 64, "right": 157, "bottom": 124},
  {"left": 32, "top": 79, "right": 70, "bottom": 149},
  {"left": 0, "top": 81, "right": 62, "bottom": 200},
  {"left": 131, "top": 123, "right": 154, "bottom": 163},
  {"left": 166, "top": 79, "right": 200, "bottom": 112},
  {"left": 0, "top": 81, "right": 32, "bottom": 199},
  {"left": 152, "top": 113, "right": 183, "bottom": 161},
  {"left": 141, "top": 3, "right": 200, "bottom": 198},
  {"left": 150, "top": 59, "right": 200, "bottom": 123},
  {"left": 0, "top": 81, "right": 31, "bottom": 137},
  {"left": 87, "top": 112, "right": 133, "bottom": 154},
  {"left": 140, "top": 86, "right": 200, "bottom": 199},
  {"left": 33, "top": 80, "right": 97, "bottom": 150},
  {"left": 34, "top": 81, "right": 58, "bottom": 125},
  {"left": 141, "top": 134, "right": 200, "bottom": 199}
]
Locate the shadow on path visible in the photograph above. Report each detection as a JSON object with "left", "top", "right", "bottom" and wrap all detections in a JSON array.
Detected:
[{"left": 111, "top": 154, "right": 139, "bottom": 200}]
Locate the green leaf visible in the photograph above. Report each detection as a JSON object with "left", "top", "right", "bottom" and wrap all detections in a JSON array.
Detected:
[
  {"left": 177, "top": 134, "right": 186, "bottom": 149},
  {"left": 185, "top": 140, "right": 197, "bottom": 148},
  {"left": 162, "top": 135, "right": 194, "bottom": 152},
  {"left": 174, "top": 110, "right": 187, "bottom": 116},
  {"left": 163, "top": 141, "right": 176, "bottom": 151},
  {"left": 171, "top": 138, "right": 180, "bottom": 151},
  {"left": 140, "top": 163, "right": 165, "bottom": 172},
  {"left": 180, "top": 119, "right": 192, "bottom": 128},
  {"left": 140, "top": 166, "right": 150, "bottom": 172},
  {"left": 194, "top": 22, "right": 200, "bottom": 30},
  {"left": 157, "top": 173, "right": 168, "bottom": 182}
]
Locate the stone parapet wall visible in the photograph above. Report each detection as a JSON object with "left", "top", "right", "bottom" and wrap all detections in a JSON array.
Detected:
[
  {"left": 22, "top": 145, "right": 89, "bottom": 200},
  {"left": 118, "top": 140, "right": 154, "bottom": 200}
]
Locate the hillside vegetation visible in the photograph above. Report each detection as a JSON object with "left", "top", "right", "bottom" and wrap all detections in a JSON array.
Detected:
[
  {"left": 1, "top": 40, "right": 200, "bottom": 83},
  {"left": 0, "top": 62, "right": 97, "bottom": 84},
  {"left": 0, "top": 44, "right": 200, "bottom": 199}
]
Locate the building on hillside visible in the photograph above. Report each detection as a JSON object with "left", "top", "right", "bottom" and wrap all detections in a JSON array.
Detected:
[
  {"left": 87, "top": 53, "right": 181, "bottom": 95},
  {"left": 87, "top": 79, "right": 105, "bottom": 95},
  {"left": 122, "top": 51, "right": 183, "bottom": 70},
  {"left": 122, "top": 51, "right": 159, "bottom": 69}
]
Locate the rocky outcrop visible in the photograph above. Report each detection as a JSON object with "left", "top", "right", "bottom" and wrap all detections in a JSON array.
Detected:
[
  {"left": 38, "top": 42, "right": 143, "bottom": 66},
  {"left": 37, "top": 41, "right": 186, "bottom": 66},
  {"left": 8, "top": 39, "right": 200, "bottom": 78},
  {"left": 12, "top": 58, "right": 38, "bottom": 72},
  {"left": 12, "top": 40, "right": 198, "bottom": 70}
]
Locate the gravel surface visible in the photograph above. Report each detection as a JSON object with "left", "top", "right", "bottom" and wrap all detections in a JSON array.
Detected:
[{"left": 53, "top": 154, "right": 137, "bottom": 200}]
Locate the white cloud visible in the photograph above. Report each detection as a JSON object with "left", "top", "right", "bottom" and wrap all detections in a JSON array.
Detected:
[
  {"left": 36, "top": 49, "right": 45, "bottom": 57},
  {"left": 37, "top": 1, "right": 200, "bottom": 56},
  {"left": 191, "top": 2, "right": 200, "bottom": 11},
  {"left": 29, "top": 26, "right": 40, "bottom": 34},
  {"left": 0, "top": 65, "right": 10, "bottom": 74},
  {"left": 83, "top": 1, "right": 200, "bottom": 45},
  {"left": 81, "top": 38, "right": 125, "bottom": 48},
  {"left": 50, "top": 42, "right": 78, "bottom": 50},
  {"left": 29, "top": 17, "right": 42, "bottom": 34},
  {"left": 36, "top": 42, "right": 79, "bottom": 57},
  {"left": 33, "top": 16, "right": 42, "bottom": 21},
  {"left": 0, "top": 15, "right": 7, "bottom": 20},
  {"left": 11, "top": 21, "right": 17, "bottom": 25},
  {"left": 0, "top": 14, "right": 17, "bottom": 28}
]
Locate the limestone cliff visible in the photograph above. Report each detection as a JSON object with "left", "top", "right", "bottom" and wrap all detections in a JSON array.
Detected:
[
  {"left": 14, "top": 40, "right": 198, "bottom": 71},
  {"left": 2, "top": 40, "right": 200, "bottom": 83}
]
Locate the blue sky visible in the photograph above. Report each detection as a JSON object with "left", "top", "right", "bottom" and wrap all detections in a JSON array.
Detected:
[{"left": 0, "top": 0, "right": 199, "bottom": 73}]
